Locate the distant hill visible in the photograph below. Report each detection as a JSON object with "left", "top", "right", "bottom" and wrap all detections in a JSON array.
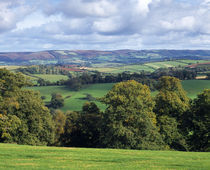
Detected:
[{"left": 1, "top": 49, "right": 210, "bottom": 65}]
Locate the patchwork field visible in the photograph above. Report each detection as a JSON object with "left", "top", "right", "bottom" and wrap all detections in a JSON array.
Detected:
[
  {"left": 27, "top": 80, "right": 210, "bottom": 111},
  {"left": 0, "top": 143, "right": 209, "bottom": 170},
  {"left": 88, "top": 60, "right": 210, "bottom": 73}
]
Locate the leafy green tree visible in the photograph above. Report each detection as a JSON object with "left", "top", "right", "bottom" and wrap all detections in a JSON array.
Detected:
[
  {"left": 79, "top": 102, "right": 102, "bottom": 147},
  {"left": 158, "top": 115, "right": 187, "bottom": 150},
  {"left": 53, "top": 110, "right": 66, "bottom": 146},
  {"left": 100, "top": 80, "right": 165, "bottom": 150},
  {"left": 154, "top": 76, "right": 189, "bottom": 150},
  {"left": 11, "top": 90, "right": 55, "bottom": 145},
  {"left": 188, "top": 89, "right": 210, "bottom": 151},
  {"left": 66, "top": 78, "right": 82, "bottom": 91},
  {"left": 0, "top": 114, "right": 21, "bottom": 143},
  {"left": 82, "top": 102, "right": 100, "bottom": 114},
  {"left": 61, "top": 102, "right": 102, "bottom": 147},
  {"left": 61, "top": 111, "right": 81, "bottom": 146},
  {"left": 0, "top": 69, "right": 55, "bottom": 145},
  {"left": 50, "top": 93, "right": 64, "bottom": 109}
]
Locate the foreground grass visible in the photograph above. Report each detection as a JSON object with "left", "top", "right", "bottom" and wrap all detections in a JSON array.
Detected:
[{"left": 0, "top": 143, "right": 209, "bottom": 170}]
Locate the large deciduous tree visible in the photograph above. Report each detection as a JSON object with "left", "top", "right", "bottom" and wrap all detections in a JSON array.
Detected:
[
  {"left": 53, "top": 110, "right": 66, "bottom": 146},
  {"left": 100, "top": 80, "right": 165, "bottom": 150},
  {"left": 188, "top": 89, "right": 210, "bottom": 151},
  {"left": 154, "top": 76, "right": 190, "bottom": 150},
  {"left": 50, "top": 93, "right": 64, "bottom": 109},
  {"left": 0, "top": 69, "right": 55, "bottom": 145},
  {"left": 61, "top": 102, "right": 102, "bottom": 147}
]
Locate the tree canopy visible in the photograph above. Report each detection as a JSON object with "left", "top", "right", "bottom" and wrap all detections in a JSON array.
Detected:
[
  {"left": 101, "top": 80, "right": 165, "bottom": 150},
  {"left": 0, "top": 69, "right": 55, "bottom": 145},
  {"left": 154, "top": 76, "right": 189, "bottom": 150}
]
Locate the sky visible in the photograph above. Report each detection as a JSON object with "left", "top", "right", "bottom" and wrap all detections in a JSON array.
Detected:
[{"left": 0, "top": 0, "right": 210, "bottom": 52}]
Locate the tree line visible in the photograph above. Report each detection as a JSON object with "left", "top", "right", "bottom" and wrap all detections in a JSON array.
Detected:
[
  {"left": 0, "top": 69, "right": 209, "bottom": 151},
  {"left": 17, "top": 65, "right": 201, "bottom": 92}
]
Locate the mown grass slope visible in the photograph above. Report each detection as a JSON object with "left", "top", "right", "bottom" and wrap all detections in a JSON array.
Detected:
[{"left": 0, "top": 143, "right": 209, "bottom": 170}]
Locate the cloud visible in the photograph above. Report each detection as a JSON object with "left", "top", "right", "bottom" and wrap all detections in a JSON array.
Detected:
[
  {"left": 0, "top": 0, "right": 38, "bottom": 33},
  {"left": 44, "top": 0, "right": 117, "bottom": 18},
  {"left": 0, "top": 0, "right": 210, "bottom": 51}
]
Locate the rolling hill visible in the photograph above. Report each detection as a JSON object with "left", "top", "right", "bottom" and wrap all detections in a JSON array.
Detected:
[{"left": 1, "top": 49, "right": 210, "bottom": 65}]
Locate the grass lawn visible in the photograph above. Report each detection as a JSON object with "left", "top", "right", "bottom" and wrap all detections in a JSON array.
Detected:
[{"left": 0, "top": 143, "right": 209, "bottom": 170}]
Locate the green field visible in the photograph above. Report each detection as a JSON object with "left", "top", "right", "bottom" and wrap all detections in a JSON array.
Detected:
[
  {"left": 177, "top": 60, "right": 210, "bottom": 64},
  {"left": 33, "top": 74, "right": 69, "bottom": 82},
  {"left": 28, "top": 83, "right": 114, "bottom": 111},
  {"left": 27, "top": 80, "right": 210, "bottom": 111},
  {"left": 88, "top": 60, "right": 209, "bottom": 73},
  {"left": 0, "top": 143, "right": 209, "bottom": 170},
  {"left": 182, "top": 80, "right": 210, "bottom": 98}
]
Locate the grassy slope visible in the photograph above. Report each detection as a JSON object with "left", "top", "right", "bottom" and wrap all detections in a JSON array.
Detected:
[
  {"left": 0, "top": 143, "right": 209, "bottom": 170},
  {"left": 182, "top": 80, "right": 210, "bottom": 98},
  {"left": 27, "top": 80, "right": 210, "bottom": 111},
  {"left": 28, "top": 83, "right": 114, "bottom": 111}
]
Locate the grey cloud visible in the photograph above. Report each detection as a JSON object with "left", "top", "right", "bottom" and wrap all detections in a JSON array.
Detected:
[{"left": 1, "top": 0, "right": 210, "bottom": 51}]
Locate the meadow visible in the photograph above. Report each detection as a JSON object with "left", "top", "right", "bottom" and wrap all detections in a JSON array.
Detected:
[
  {"left": 28, "top": 80, "right": 210, "bottom": 111},
  {"left": 182, "top": 80, "right": 210, "bottom": 98},
  {"left": 28, "top": 83, "right": 114, "bottom": 111},
  {"left": 0, "top": 143, "right": 209, "bottom": 170}
]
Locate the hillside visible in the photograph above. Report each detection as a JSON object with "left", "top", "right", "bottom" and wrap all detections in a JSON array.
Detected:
[
  {"left": 0, "top": 143, "right": 209, "bottom": 170},
  {"left": 1, "top": 50, "right": 210, "bottom": 65}
]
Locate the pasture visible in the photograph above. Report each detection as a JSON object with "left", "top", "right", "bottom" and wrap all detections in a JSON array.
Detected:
[
  {"left": 27, "top": 80, "right": 210, "bottom": 111},
  {"left": 28, "top": 83, "right": 114, "bottom": 111},
  {"left": 0, "top": 143, "right": 209, "bottom": 170},
  {"left": 182, "top": 80, "right": 210, "bottom": 98}
]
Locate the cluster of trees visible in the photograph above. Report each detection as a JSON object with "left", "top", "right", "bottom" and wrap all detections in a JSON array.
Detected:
[
  {"left": 64, "top": 67, "right": 198, "bottom": 91},
  {"left": 0, "top": 69, "right": 54, "bottom": 145},
  {"left": 58, "top": 78, "right": 209, "bottom": 151},
  {"left": 17, "top": 65, "right": 71, "bottom": 76},
  {"left": 0, "top": 69, "right": 209, "bottom": 151},
  {"left": 151, "top": 67, "right": 197, "bottom": 80}
]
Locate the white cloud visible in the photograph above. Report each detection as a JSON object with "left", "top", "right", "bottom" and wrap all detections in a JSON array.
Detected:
[
  {"left": 135, "top": 0, "right": 153, "bottom": 15},
  {"left": 160, "top": 16, "right": 195, "bottom": 31},
  {"left": 92, "top": 17, "right": 125, "bottom": 34},
  {"left": 48, "top": 0, "right": 118, "bottom": 18},
  {"left": 43, "top": 43, "right": 54, "bottom": 49},
  {"left": 1, "top": 0, "right": 210, "bottom": 51}
]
